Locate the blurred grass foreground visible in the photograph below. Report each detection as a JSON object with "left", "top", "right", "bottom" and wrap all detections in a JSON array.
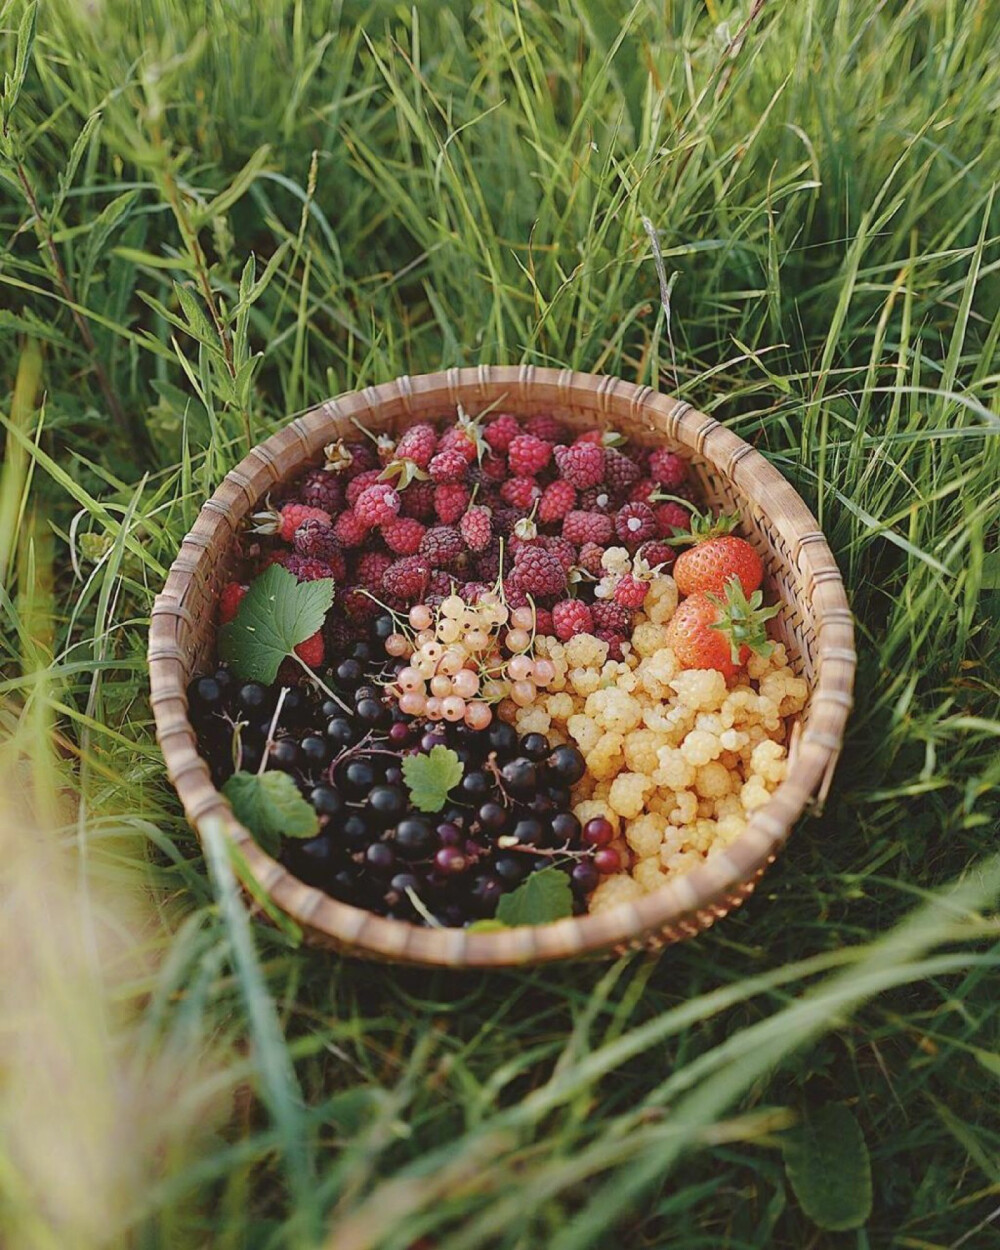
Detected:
[{"left": 1, "top": 1, "right": 999, "bottom": 1247}]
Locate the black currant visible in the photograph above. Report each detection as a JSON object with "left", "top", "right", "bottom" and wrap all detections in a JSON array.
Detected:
[
  {"left": 460, "top": 770, "right": 491, "bottom": 801},
  {"left": 365, "top": 842, "right": 396, "bottom": 874},
  {"left": 511, "top": 815, "right": 545, "bottom": 846},
  {"left": 188, "top": 676, "right": 223, "bottom": 712},
  {"left": 550, "top": 811, "right": 581, "bottom": 844},
  {"left": 476, "top": 801, "right": 508, "bottom": 834},
  {"left": 326, "top": 717, "right": 358, "bottom": 750},
  {"left": 300, "top": 735, "right": 330, "bottom": 767},
  {"left": 310, "top": 785, "right": 344, "bottom": 817},
  {"left": 339, "top": 758, "right": 377, "bottom": 798},
  {"left": 334, "top": 658, "right": 364, "bottom": 689},
  {"left": 342, "top": 813, "right": 371, "bottom": 851},
  {"left": 500, "top": 757, "right": 537, "bottom": 800},
  {"left": 356, "top": 697, "right": 390, "bottom": 729},
  {"left": 487, "top": 721, "right": 518, "bottom": 759},
  {"left": 570, "top": 861, "right": 600, "bottom": 893},
  {"left": 237, "top": 683, "right": 271, "bottom": 714},
  {"left": 395, "top": 817, "right": 434, "bottom": 858},
  {"left": 269, "top": 738, "right": 299, "bottom": 770},
  {"left": 371, "top": 614, "right": 395, "bottom": 641},
  {"left": 367, "top": 785, "right": 406, "bottom": 827},
  {"left": 494, "top": 854, "right": 528, "bottom": 885},
  {"left": 546, "top": 744, "right": 586, "bottom": 786},
  {"left": 520, "top": 733, "right": 550, "bottom": 762}
]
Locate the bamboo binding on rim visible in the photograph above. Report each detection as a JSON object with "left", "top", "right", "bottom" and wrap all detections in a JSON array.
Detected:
[{"left": 149, "top": 366, "right": 855, "bottom": 967}]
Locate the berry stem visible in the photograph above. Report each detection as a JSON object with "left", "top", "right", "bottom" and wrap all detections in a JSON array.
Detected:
[
  {"left": 257, "top": 686, "right": 290, "bottom": 776},
  {"left": 292, "top": 655, "right": 353, "bottom": 714}
]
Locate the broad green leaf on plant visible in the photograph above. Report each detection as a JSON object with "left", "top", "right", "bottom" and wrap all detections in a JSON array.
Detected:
[
  {"left": 218, "top": 564, "right": 334, "bottom": 683},
  {"left": 782, "top": 1104, "right": 873, "bottom": 1231},
  {"left": 222, "top": 769, "right": 319, "bottom": 857},
  {"left": 401, "top": 745, "right": 464, "bottom": 813},
  {"left": 495, "top": 867, "right": 573, "bottom": 927}
]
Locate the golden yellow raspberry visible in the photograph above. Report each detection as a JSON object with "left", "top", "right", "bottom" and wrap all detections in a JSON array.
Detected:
[
  {"left": 680, "top": 729, "right": 723, "bottom": 767},
  {"left": 573, "top": 799, "right": 619, "bottom": 834},
  {"left": 608, "top": 772, "right": 653, "bottom": 819},
  {"left": 750, "top": 738, "right": 787, "bottom": 786},
  {"left": 564, "top": 633, "right": 608, "bottom": 669},
  {"left": 569, "top": 667, "right": 602, "bottom": 697},
  {"left": 661, "top": 848, "right": 702, "bottom": 877},
  {"left": 515, "top": 706, "right": 551, "bottom": 736},
  {"left": 694, "top": 760, "right": 733, "bottom": 800},
  {"left": 645, "top": 575, "right": 679, "bottom": 624},
  {"left": 589, "top": 873, "right": 644, "bottom": 913},
  {"left": 631, "top": 620, "right": 670, "bottom": 658},
  {"left": 634, "top": 857, "right": 669, "bottom": 893},
  {"left": 714, "top": 814, "right": 746, "bottom": 845},
  {"left": 653, "top": 746, "right": 696, "bottom": 791},
  {"left": 545, "top": 692, "right": 575, "bottom": 723},
  {"left": 585, "top": 687, "right": 643, "bottom": 735},
  {"left": 625, "top": 812, "right": 665, "bottom": 858},
  {"left": 669, "top": 790, "right": 699, "bottom": 825},
  {"left": 740, "top": 777, "right": 771, "bottom": 811},
  {"left": 567, "top": 713, "right": 603, "bottom": 755},
  {"left": 585, "top": 732, "right": 625, "bottom": 780},
  {"left": 623, "top": 728, "right": 664, "bottom": 775},
  {"left": 670, "top": 668, "right": 728, "bottom": 712}
]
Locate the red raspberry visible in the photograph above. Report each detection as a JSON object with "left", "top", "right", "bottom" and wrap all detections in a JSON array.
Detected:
[
  {"left": 382, "top": 555, "right": 432, "bottom": 601},
  {"left": 562, "top": 510, "right": 614, "bottom": 547},
  {"left": 491, "top": 507, "right": 524, "bottom": 538},
  {"left": 427, "top": 569, "right": 454, "bottom": 599},
  {"left": 512, "top": 545, "right": 566, "bottom": 598},
  {"left": 525, "top": 413, "right": 568, "bottom": 444},
  {"left": 483, "top": 413, "right": 521, "bottom": 453},
  {"left": 299, "top": 468, "right": 345, "bottom": 513},
  {"left": 500, "top": 477, "right": 541, "bottom": 509},
  {"left": 357, "top": 550, "right": 393, "bottom": 588},
  {"left": 538, "top": 480, "right": 577, "bottom": 523},
  {"left": 653, "top": 501, "right": 692, "bottom": 538},
  {"left": 459, "top": 505, "right": 493, "bottom": 552},
  {"left": 419, "top": 525, "right": 466, "bottom": 571},
  {"left": 578, "top": 487, "right": 614, "bottom": 513},
  {"left": 508, "top": 434, "right": 552, "bottom": 477},
  {"left": 638, "top": 540, "right": 675, "bottom": 569},
  {"left": 475, "top": 543, "right": 502, "bottom": 584},
  {"left": 428, "top": 449, "right": 468, "bottom": 484},
  {"left": 602, "top": 449, "right": 643, "bottom": 496},
  {"left": 332, "top": 510, "right": 368, "bottom": 549},
  {"left": 434, "top": 482, "right": 470, "bottom": 524},
  {"left": 293, "top": 520, "right": 347, "bottom": 579},
  {"left": 253, "top": 501, "right": 331, "bottom": 543},
  {"left": 648, "top": 447, "right": 688, "bottom": 489},
  {"left": 278, "top": 553, "right": 334, "bottom": 582},
  {"left": 437, "top": 422, "right": 479, "bottom": 463},
  {"left": 461, "top": 580, "right": 491, "bottom": 603},
  {"left": 400, "top": 478, "right": 436, "bottom": 519},
  {"left": 293, "top": 629, "right": 325, "bottom": 667},
  {"left": 552, "top": 599, "right": 594, "bottom": 640},
  {"left": 614, "top": 574, "right": 649, "bottom": 608},
  {"left": 345, "top": 468, "right": 383, "bottom": 507},
  {"left": 554, "top": 442, "right": 605, "bottom": 489},
  {"left": 342, "top": 588, "right": 381, "bottom": 621},
  {"left": 502, "top": 580, "right": 530, "bottom": 609},
  {"left": 479, "top": 454, "right": 509, "bottom": 482},
  {"left": 355, "top": 482, "right": 400, "bottom": 528},
  {"left": 577, "top": 542, "right": 606, "bottom": 576},
  {"left": 343, "top": 441, "right": 378, "bottom": 473},
  {"left": 395, "top": 422, "right": 438, "bottom": 469},
  {"left": 597, "top": 629, "right": 626, "bottom": 662},
  {"left": 541, "top": 534, "right": 577, "bottom": 573},
  {"left": 591, "top": 601, "right": 631, "bottom": 635},
  {"left": 628, "top": 478, "right": 657, "bottom": 504},
  {"left": 382, "top": 516, "right": 426, "bottom": 555},
  {"left": 616, "top": 502, "right": 657, "bottom": 549},
  {"left": 533, "top": 608, "right": 554, "bottom": 636},
  {"left": 218, "top": 581, "right": 247, "bottom": 624}
]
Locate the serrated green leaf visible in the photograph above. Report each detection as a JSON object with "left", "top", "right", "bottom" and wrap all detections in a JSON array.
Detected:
[
  {"left": 401, "top": 745, "right": 463, "bottom": 813},
  {"left": 218, "top": 564, "right": 334, "bottom": 683},
  {"left": 222, "top": 769, "right": 318, "bottom": 856},
  {"left": 782, "top": 1104, "right": 872, "bottom": 1231},
  {"left": 495, "top": 867, "right": 573, "bottom": 927}
]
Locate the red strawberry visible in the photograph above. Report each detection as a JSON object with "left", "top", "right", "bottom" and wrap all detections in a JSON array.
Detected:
[
  {"left": 251, "top": 501, "right": 330, "bottom": 543},
  {"left": 648, "top": 447, "right": 688, "bottom": 489},
  {"left": 293, "top": 629, "right": 324, "bottom": 668},
  {"left": 538, "top": 480, "right": 577, "bottom": 523},
  {"left": 434, "top": 482, "right": 470, "bottom": 525},
  {"left": 615, "top": 502, "right": 657, "bottom": 549},
  {"left": 554, "top": 443, "right": 605, "bottom": 489},
  {"left": 552, "top": 599, "right": 594, "bottom": 640},
  {"left": 459, "top": 505, "right": 493, "bottom": 552},
  {"left": 508, "top": 434, "right": 552, "bottom": 477},
  {"left": 483, "top": 413, "right": 521, "bottom": 453},
  {"left": 562, "top": 510, "right": 614, "bottom": 547},
  {"left": 663, "top": 581, "right": 778, "bottom": 678},
  {"left": 218, "top": 581, "right": 248, "bottom": 624},
  {"left": 500, "top": 477, "right": 542, "bottom": 509},
  {"left": 672, "top": 515, "right": 763, "bottom": 598},
  {"left": 394, "top": 422, "right": 438, "bottom": 468},
  {"left": 613, "top": 574, "right": 649, "bottom": 609},
  {"left": 383, "top": 516, "right": 426, "bottom": 556},
  {"left": 428, "top": 449, "right": 469, "bottom": 484},
  {"left": 354, "top": 482, "right": 400, "bottom": 527}
]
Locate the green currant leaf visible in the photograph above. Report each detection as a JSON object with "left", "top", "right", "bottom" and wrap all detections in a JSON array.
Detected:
[
  {"left": 495, "top": 867, "right": 573, "bottom": 926},
  {"left": 222, "top": 769, "right": 319, "bottom": 856},
  {"left": 401, "top": 745, "right": 464, "bottom": 813},
  {"left": 782, "top": 1104, "right": 873, "bottom": 1231},
  {"left": 217, "top": 564, "right": 334, "bottom": 683}
]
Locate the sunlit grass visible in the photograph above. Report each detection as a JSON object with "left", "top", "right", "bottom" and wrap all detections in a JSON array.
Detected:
[{"left": 1, "top": 0, "right": 998, "bottom": 1245}]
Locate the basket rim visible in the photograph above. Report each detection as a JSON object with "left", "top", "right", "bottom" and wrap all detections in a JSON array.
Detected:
[{"left": 148, "top": 365, "right": 856, "bottom": 967}]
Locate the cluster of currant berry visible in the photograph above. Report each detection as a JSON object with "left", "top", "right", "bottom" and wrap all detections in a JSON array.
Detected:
[{"left": 188, "top": 612, "right": 619, "bottom": 926}]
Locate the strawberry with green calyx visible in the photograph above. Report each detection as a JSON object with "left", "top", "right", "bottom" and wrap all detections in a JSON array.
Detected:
[
  {"left": 663, "top": 506, "right": 764, "bottom": 599},
  {"left": 664, "top": 576, "right": 779, "bottom": 679}
]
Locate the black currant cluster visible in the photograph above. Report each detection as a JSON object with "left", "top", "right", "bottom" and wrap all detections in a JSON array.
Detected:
[{"left": 187, "top": 614, "right": 614, "bottom": 927}]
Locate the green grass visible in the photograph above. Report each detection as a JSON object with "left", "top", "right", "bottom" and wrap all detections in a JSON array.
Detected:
[{"left": 1, "top": 0, "right": 999, "bottom": 1246}]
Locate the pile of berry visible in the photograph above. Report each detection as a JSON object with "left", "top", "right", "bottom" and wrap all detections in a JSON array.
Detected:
[{"left": 187, "top": 612, "right": 617, "bottom": 926}]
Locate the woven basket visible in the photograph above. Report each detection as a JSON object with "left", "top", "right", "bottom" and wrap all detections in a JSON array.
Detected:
[{"left": 149, "top": 367, "right": 855, "bottom": 967}]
